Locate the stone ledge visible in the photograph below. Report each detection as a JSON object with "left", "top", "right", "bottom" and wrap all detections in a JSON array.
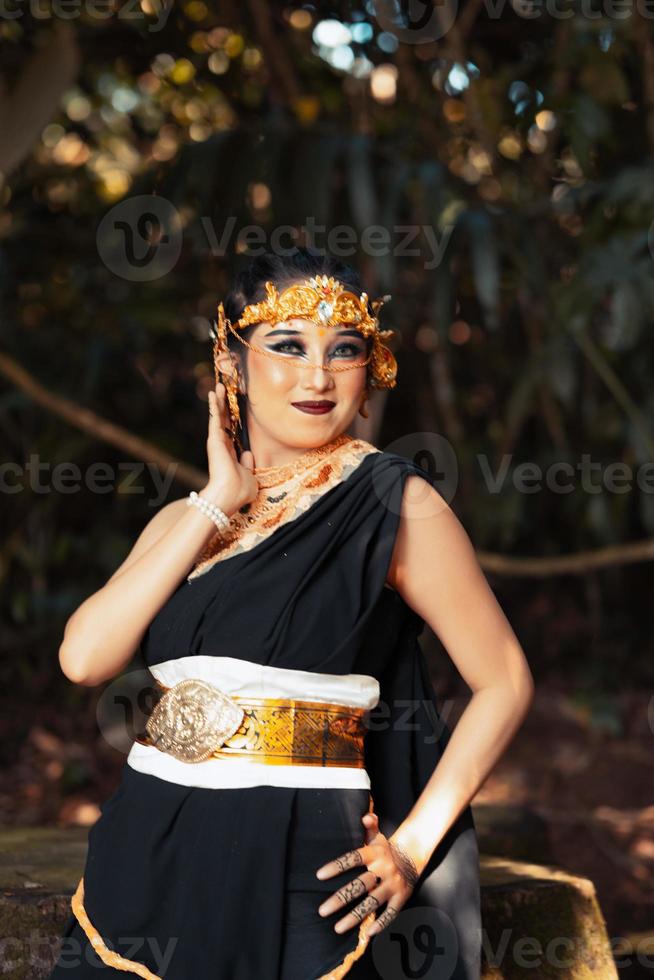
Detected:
[
  {"left": 0, "top": 828, "right": 618, "bottom": 979},
  {"left": 0, "top": 826, "right": 89, "bottom": 980},
  {"left": 480, "top": 854, "right": 618, "bottom": 980}
]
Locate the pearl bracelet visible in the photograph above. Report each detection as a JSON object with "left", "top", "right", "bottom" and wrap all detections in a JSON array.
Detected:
[{"left": 186, "top": 491, "right": 231, "bottom": 532}]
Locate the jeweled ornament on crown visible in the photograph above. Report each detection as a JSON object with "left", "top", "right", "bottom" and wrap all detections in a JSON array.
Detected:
[{"left": 317, "top": 300, "right": 333, "bottom": 322}]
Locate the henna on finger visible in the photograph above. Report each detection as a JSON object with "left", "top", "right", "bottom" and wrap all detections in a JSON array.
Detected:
[
  {"left": 319, "top": 869, "right": 380, "bottom": 918},
  {"left": 333, "top": 849, "right": 364, "bottom": 873},
  {"left": 372, "top": 903, "right": 400, "bottom": 931},
  {"left": 350, "top": 893, "right": 381, "bottom": 922},
  {"left": 334, "top": 876, "right": 368, "bottom": 905}
]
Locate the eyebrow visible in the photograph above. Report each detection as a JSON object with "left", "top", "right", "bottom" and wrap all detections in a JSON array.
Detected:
[{"left": 264, "top": 327, "right": 365, "bottom": 339}]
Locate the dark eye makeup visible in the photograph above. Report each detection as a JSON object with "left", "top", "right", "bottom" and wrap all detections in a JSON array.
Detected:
[{"left": 267, "top": 340, "right": 365, "bottom": 358}]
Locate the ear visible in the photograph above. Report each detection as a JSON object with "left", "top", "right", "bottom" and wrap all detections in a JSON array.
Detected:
[{"left": 215, "top": 350, "right": 245, "bottom": 392}]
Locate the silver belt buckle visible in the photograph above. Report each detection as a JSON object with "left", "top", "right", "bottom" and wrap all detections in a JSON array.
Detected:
[{"left": 145, "top": 678, "right": 245, "bottom": 763}]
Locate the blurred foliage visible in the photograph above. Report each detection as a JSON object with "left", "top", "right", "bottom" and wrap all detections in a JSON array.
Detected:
[{"left": 1, "top": 0, "right": 654, "bottom": 713}]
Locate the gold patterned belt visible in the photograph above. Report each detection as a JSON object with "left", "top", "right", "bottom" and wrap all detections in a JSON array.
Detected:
[{"left": 134, "top": 678, "right": 369, "bottom": 767}]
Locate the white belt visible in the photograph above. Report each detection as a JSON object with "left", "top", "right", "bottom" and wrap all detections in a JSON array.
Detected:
[{"left": 126, "top": 656, "right": 380, "bottom": 790}]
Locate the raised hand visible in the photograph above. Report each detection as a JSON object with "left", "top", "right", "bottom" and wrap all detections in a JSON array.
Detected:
[{"left": 202, "top": 381, "right": 259, "bottom": 514}]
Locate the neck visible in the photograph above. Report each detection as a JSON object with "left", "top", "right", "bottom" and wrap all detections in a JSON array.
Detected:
[{"left": 248, "top": 430, "right": 352, "bottom": 471}]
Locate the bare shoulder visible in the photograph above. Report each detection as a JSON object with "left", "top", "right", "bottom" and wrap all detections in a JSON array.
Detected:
[
  {"left": 400, "top": 474, "right": 452, "bottom": 521},
  {"left": 387, "top": 473, "right": 472, "bottom": 591}
]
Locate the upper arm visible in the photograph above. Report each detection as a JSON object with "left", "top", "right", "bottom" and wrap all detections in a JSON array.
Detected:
[
  {"left": 387, "top": 475, "right": 534, "bottom": 699},
  {"left": 105, "top": 498, "right": 189, "bottom": 585}
]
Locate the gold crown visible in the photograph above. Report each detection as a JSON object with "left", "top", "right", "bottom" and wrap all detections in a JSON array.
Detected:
[{"left": 211, "top": 275, "right": 398, "bottom": 391}]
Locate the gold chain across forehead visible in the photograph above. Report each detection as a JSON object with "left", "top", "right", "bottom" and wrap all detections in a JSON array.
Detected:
[{"left": 210, "top": 275, "right": 398, "bottom": 389}]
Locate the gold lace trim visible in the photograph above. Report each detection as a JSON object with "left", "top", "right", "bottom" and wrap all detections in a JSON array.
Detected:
[
  {"left": 71, "top": 877, "right": 162, "bottom": 979},
  {"left": 71, "top": 858, "right": 376, "bottom": 980},
  {"left": 315, "top": 912, "right": 378, "bottom": 979},
  {"left": 187, "top": 434, "right": 380, "bottom": 581}
]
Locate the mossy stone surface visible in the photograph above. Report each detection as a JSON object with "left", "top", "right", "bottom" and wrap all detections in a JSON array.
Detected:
[{"left": 480, "top": 855, "right": 618, "bottom": 980}]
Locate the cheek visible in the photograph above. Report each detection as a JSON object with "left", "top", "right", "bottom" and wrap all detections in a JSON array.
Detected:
[
  {"left": 337, "top": 367, "right": 367, "bottom": 397},
  {"left": 249, "top": 359, "right": 298, "bottom": 393}
]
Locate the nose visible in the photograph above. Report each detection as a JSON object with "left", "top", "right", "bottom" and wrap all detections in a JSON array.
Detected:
[{"left": 300, "top": 359, "right": 335, "bottom": 391}]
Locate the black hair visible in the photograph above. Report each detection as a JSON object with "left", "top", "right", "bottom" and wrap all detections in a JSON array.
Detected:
[{"left": 221, "top": 247, "right": 374, "bottom": 456}]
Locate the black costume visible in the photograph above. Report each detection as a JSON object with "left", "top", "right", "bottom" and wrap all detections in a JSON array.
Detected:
[{"left": 49, "top": 442, "right": 481, "bottom": 980}]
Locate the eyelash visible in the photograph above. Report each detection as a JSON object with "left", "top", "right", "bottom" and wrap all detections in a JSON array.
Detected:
[{"left": 268, "top": 341, "right": 364, "bottom": 358}]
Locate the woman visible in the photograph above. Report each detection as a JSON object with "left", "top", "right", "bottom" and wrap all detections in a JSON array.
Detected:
[{"left": 49, "top": 247, "right": 534, "bottom": 980}]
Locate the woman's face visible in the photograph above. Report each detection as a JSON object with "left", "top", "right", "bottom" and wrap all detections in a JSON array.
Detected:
[{"left": 239, "top": 315, "right": 369, "bottom": 453}]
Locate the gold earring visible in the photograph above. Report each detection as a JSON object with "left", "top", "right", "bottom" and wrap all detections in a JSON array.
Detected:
[
  {"left": 358, "top": 388, "right": 370, "bottom": 418},
  {"left": 218, "top": 358, "right": 243, "bottom": 434}
]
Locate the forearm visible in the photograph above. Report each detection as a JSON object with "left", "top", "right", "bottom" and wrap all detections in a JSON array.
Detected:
[
  {"left": 389, "top": 678, "right": 534, "bottom": 875},
  {"left": 59, "top": 485, "right": 238, "bottom": 686}
]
